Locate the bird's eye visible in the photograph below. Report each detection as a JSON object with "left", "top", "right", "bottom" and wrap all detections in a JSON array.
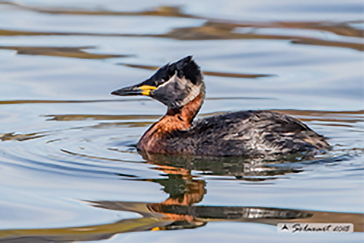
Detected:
[
  {"left": 157, "top": 76, "right": 170, "bottom": 86},
  {"left": 155, "top": 79, "right": 164, "bottom": 87}
]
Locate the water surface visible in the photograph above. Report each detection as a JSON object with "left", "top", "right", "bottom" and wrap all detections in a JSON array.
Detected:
[{"left": 0, "top": 0, "right": 363, "bottom": 242}]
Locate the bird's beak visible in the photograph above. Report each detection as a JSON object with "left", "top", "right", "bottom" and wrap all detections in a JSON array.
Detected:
[{"left": 111, "top": 83, "right": 157, "bottom": 96}]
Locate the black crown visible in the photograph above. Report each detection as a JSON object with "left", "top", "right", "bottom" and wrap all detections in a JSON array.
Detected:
[
  {"left": 171, "top": 56, "right": 201, "bottom": 84},
  {"left": 149, "top": 56, "right": 202, "bottom": 86}
]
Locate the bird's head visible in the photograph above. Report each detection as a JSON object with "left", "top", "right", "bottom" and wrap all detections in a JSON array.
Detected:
[{"left": 111, "top": 56, "right": 205, "bottom": 109}]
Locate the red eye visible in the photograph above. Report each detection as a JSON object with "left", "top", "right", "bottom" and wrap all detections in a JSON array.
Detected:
[{"left": 156, "top": 78, "right": 168, "bottom": 87}]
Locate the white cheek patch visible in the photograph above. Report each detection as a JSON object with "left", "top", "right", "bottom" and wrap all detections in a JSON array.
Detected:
[{"left": 179, "top": 77, "right": 202, "bottom": 105}]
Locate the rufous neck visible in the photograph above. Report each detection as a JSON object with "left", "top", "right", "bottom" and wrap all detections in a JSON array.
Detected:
[{"left": 166, "top": 92, "right": 204, "bottom": 124}]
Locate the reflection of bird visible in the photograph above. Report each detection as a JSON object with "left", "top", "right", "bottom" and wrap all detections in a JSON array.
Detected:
[{"left": 112, "top": 56, "right": 329, "bottom": 157}]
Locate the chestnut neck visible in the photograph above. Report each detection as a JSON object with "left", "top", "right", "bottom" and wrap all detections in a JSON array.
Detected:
[
  {"left": 166, "top": 93, "right": 204, "bottom": 124},
  {"left": 137, "top": 92, "right": 204, "bottom": 153}
]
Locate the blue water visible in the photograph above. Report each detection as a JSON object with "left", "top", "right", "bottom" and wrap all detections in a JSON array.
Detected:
[{"left": 0, "top": 0, "right": 363, "bottom": 242}]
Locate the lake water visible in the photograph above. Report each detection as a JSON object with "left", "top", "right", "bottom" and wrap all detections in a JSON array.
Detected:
[{"left": 0, "top": 0, "right": 363, "bottom": 242}]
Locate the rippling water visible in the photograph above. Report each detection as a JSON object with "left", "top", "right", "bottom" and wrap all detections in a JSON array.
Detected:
[{"left": 0, "top": 0, "right": 363, "bottom": 242}]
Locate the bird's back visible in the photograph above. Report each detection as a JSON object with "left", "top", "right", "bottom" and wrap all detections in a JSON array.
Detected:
[{"left": 163, "top": 110, "right": 330, "bottom": 157}]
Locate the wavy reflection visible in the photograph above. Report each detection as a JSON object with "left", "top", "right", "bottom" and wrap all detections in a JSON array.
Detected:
[
  {"left": 1, "top": 3, "right": 362, "bottom": 51},
  {"left": 0, "top": 2, "right": 363, "bottom": 242},
  {"left": 0, "top": 99, "right": 149, "bottom": 105},
  {"left": 1, "top": 204, "right": 362, "bottom": 242},
  {"left": 1, "top": 26, "right": 362, "bottom": 52},
  {"left": 0, "top": 132, "right": 46, "bottom": 142},
  {"left": 143, "top": 153, "right": 305, "bottom": 180},
  {"left": 0, "top": 46, "right": 128, "bottom": 59},
  {"left": 1, "top": 2, "right": 193, "bottom": 18},
  {"left": 0, "top": 155, "right": 363, "bottom": 242},
  {"left": 2, "top": 2, "right": 362, "bottom": 38},
  {"left": 164, "top": 22, "right": 364, "bottom": 51},
  {"left": 0, "top": 110, "right": 361, "bottom": 143},
  {"left": 40, "top": 109, "right": 364, "bottom": 128},
  {"left": 0, "top": 96, "right": 273, "bottom": 106}
]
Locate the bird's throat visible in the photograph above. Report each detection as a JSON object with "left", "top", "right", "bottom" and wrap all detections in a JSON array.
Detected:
[{"left": 137, "top": 92, "right": 204, "bottom": 153}]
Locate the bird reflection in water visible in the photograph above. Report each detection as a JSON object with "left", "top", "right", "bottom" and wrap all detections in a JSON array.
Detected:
[
  {"left": 131, "top": 153, "right": 309, "bottom": 230},
  {"left": 1, "top": 155, "right": 362, "bottom": 243}
]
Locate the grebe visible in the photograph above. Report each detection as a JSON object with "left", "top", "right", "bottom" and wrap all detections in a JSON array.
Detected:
[{"left": 111, "top": 56, "right": 329, "bottom": 157}]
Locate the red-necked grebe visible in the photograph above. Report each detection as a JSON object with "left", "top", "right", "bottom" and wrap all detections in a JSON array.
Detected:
[{"left": 111, "top": 56, "right": 329, "bottom": 157}]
